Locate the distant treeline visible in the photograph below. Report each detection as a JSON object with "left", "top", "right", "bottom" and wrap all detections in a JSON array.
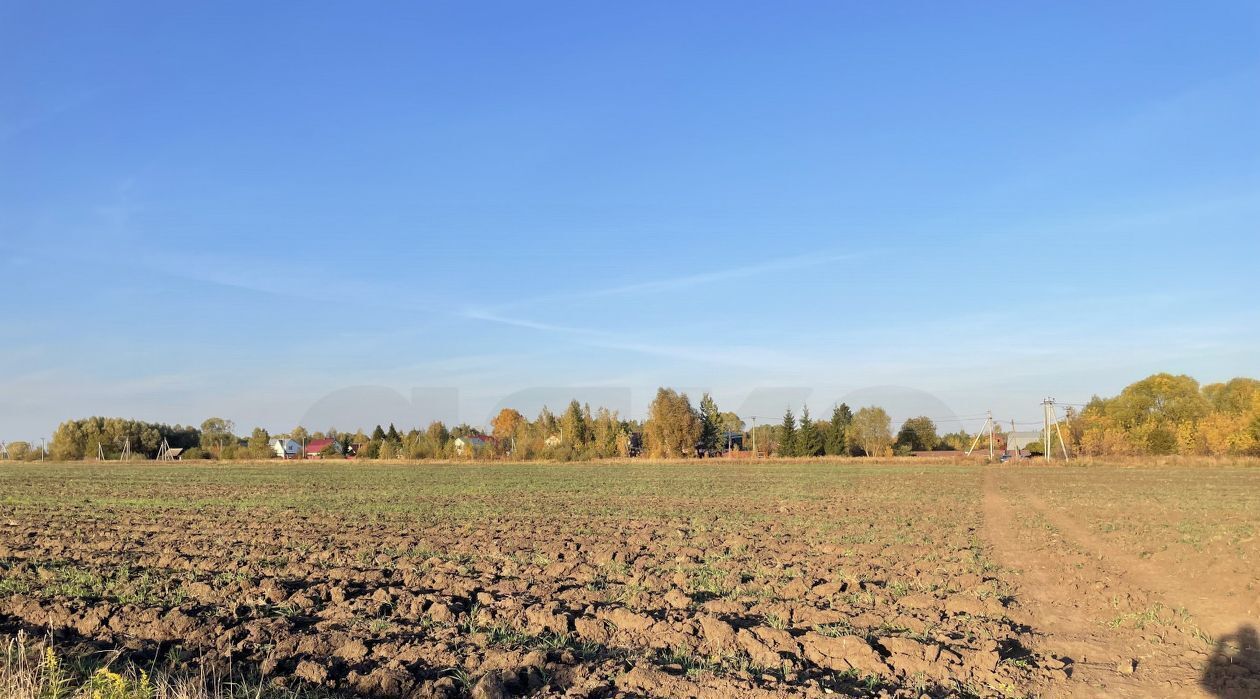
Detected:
[
  {"left": 5, "top": 374, "right": 1256, "bottom": 462},
  {"left": 40, "top": 417, "right": 219, "bottom": 461},
  {"left": 1066, "top": 375, "right": 1260, "bottom": 456}
]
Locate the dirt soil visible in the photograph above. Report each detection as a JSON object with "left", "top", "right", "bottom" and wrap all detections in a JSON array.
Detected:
[
  {"left": 983, "top": 465, "right": 1259, "bottom": 698},
  {"left": 0, "top": 461, "right": 1256, "bottom": 698}
]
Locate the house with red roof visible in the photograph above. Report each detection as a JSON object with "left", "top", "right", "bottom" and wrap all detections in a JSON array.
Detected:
[{"left": 303, "top": 438, "right": 343, "bottom": 459}]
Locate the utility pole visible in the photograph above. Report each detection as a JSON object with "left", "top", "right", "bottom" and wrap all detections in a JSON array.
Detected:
[
  {"left": 988, "top": 412, "right": 995, "bottom": 460},
  {"left": 1043, "top": 398, "right": 1053, "bottom": 462},
  {"left": 40, "top": 438, "right": 46, "bottom": 461},
  {"left": 965, "top": 410, "right": 996, "bottom": 460},
  {"left": 1054, "top": 414, "right": 1070, "bottom": 461},
  {"left": 750, "top": 416, "right": 758, "bottom": 458},
  {"left": 1042, "top": 398, "right": 1070, "bottom": 461}
]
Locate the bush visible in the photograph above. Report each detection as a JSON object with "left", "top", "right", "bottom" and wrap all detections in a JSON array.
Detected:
[
  {"left": 6, "top": 442, "right": 32, "bottom": 461},
  {"left": 542, "top": 443, "right": 579, "bottom": 462},
  {"left": 318, "top": 443, "right": 342, "bottom": 459}
]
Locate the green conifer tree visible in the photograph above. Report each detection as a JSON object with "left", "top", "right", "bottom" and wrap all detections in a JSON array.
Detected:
[
  {"left": 798, "top": 405, "right": 823, "bottom": 456},
  {"left": 699, "top": 393, "right": 721, "bottom": 454},
  {"left": 778, "top": 408, "right": 797, "bottom": 457},
  {"left": 825, "top": 403, "right": 853, "bottom": 456}
]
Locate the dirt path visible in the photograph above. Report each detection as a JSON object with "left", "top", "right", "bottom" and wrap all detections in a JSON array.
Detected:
[
  {"left": 1016, "top": 489, "right": 1257, "bottom": 640},
  {"left": 981, "top": 467, "right": 1220, "bottom": 697}
]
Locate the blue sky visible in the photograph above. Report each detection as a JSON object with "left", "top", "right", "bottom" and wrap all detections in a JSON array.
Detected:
[{"left": 2, "top": 2, "right": 1258, "bottom": 440}]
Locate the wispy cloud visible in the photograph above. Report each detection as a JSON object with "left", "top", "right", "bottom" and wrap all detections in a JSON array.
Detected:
[
  {"left": 472, "top": 250, "right": 872, "bottom": 314},
  {"left": 577, "top": 252, "right": 861, "bottom": 299},
  {"left": 583, "top": 338, "right": 797, "bottom": 368},
  {"left": 457, "top": 251, "right": 873, "bottom": 368},
  {"left": 964, "top": 68, "right": 1260, "bottom": 219},
  {"left": 463, "top": 308, "right": 803, "bottom": 369},
  {"left": 460, "top": 309, "right": 592, "bottom": 335}
]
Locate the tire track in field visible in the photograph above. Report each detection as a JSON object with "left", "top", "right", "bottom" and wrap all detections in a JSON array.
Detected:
[
  {"left": 982, "top": 467, "right": 1211, "bottom": 698},
  {"left": 1014, "top": 489, "right": 1258, "bottom": 641}
]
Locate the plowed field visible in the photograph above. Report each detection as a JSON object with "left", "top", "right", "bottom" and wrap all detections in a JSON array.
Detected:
[{"left": 1, "top": 462, "right": 1256, "bottom": 698}]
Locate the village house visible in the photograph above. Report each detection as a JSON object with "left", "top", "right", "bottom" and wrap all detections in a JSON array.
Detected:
[
  {"left": 303, "top": 438, "right": 343, "bottom": 459},
  {"left": 270, "top": 438, "right": 301, "bottom": 459},
  {"left": 453, "top": 434, "right": 494, "bottom": 456}
]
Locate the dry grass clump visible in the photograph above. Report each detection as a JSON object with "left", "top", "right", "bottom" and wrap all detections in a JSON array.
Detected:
[
  {"left": 1056, "top": 454, "right": 1260, "bottom": 468},
  {"left": 0, "top": 632, "right": 275, "bottom": 699}
]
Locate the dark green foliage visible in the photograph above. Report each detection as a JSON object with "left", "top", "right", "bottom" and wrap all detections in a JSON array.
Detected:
[
  {"left": 797, "top": 405, "right": 823, "bottom": 457},
  {"left": 894, "top": 416, "right": 940, "bottom": 452},
  {"left": 50, "top": 417, "right": 202, "bottom": 460},
  {"left": 698, "top": 393, "right": 721, "bottom": 454},
  {"left": 778, "top": 409, "right": 797, "bottom": 457},
  {"left": 825, "top": 404, "right": 852, "bottom": 456}
]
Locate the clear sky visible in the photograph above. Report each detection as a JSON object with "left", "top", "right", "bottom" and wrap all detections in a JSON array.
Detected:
[{"left": 2, "top": 2, "right": 1258, "bottom": 440}]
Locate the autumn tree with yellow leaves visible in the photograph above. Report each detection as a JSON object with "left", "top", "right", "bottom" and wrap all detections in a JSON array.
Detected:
[{"left": 1071, "top": 374, "right": 1260, "bottom": 456}]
